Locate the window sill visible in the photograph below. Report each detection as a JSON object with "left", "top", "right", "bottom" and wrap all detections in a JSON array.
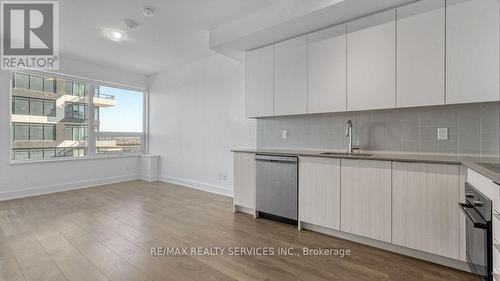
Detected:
[{"left": 9, "top": 153, "right": 144, "bottom": 165}]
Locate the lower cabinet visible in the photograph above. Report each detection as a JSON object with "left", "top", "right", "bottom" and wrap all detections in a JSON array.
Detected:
[
  {"left": 340, "top": 159, "right": 392, "bottom": 243},
  {"left": 233, "top": 152, "right": 256, "bottom": 210},
  {"left": 299, "top": 157, "right": 341, "bottom": 230},
  {"left": 392, "top": 162, "right": 460, "bottom": 259}
]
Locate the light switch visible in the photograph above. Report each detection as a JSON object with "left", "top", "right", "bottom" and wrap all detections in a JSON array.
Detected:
[
  {"left": 282, "top": 130, "right": 288, "bottom": 140},
  {"left": 437, "top": 128, "right": 448, "bottom": 140}
]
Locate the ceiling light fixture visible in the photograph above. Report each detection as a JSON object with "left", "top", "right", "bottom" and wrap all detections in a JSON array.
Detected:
[
  {"left": 141, "top": 7, "right": 154, "bottom": 17},
  {"left": 123, "top": 19, "right": 138, "bottom": 31},
  {"left": 103, "top": 28, "right": 127, "bottom": 42}
]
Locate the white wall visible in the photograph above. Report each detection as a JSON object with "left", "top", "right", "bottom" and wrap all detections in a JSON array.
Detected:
[
  {"left": 149, "top": 54, "right": 256, "bottom": 196},
  {"left": 0, "top": 56, "right": 148, "bottom": 200}
]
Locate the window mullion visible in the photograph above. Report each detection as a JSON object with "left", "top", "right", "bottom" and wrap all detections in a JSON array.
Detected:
[{"left": 88, "top": 80, "right": 96, "bottom": 157}]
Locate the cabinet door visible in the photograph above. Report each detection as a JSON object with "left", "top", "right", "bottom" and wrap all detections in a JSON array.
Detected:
[
  {"left": 397, "top": 0, "right": 445, "bottom": 107},
  {"left": 347, "top": 10, "right": 396, "bottom": 111},
  {"left": 446, "top": 0, "right": 500, "bottom": 104},
  {"left": 233, "top": 152, "right": 256, "bottom": 209},
  {"left": 299, "top": 157, "right": 341, "bottom": 230},
  {"left": 274, "top": 35, "right": 308, "bottom": 116},
  {"left": 341, "top": 159, "right": 392, "bottom": 242},
  {"left": 392, "top": 162, "right": 460, "bottom": 259},
  {"left": 245, "top": 46, "right": 274, "bottom": 117},
  {"left": 308, "top": 25, "right": 347, "bottom": 113}
]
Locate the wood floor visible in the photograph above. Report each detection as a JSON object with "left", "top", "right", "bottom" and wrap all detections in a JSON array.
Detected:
[{"left": 0, "top": 180, "right": 478, "bottom": 281}]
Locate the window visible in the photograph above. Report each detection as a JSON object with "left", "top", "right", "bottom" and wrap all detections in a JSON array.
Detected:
[
  {"left": 29, "top": 99, "right": 44, "bottom": 116},
  {"left": 44, "top": 125, "right": 55, "bottom": 140},
  {"left": 64, "top": 125, "right": 87, "bottom": 141},
  {"left": 13, "top": 72, "right": 57, "bottom": 93},
  {"left": 30, "top": 124, "right": 43, "bottom": 140},
  {"left": 30, "top": 149, "right": 44, "bottom": 160},
  {"left": 12, "top": 97, "right": 56, "bottom": 117},
  {"left": 30, "top": 75, "right": 44, "bottom": 91},
  {"left": 65, "top": 103, "right": 86, "bottom": 119},
  {"left": 94, "top": 85, "right": 144, "bottom": 155},
  {"left": 10, "top": 71, "right": 145, "bottom": 161},
  {"left": 44, "top": 100, "right": 55, "bottom": 117},
  {"left": 13, "top": 73, "right": 29, "bottom": 89},
  {"left": 43, "top": 148, "right": 56, "bottom": 159},
  {"left": 12, "top": 123, "right": 55, "bottom": 141},
  {"left": 13, "top": 123, "right": 29, "bottom": 140},
  {"left": 13, "top": 150, "right": 29, "bottom": 160},
  {"left": 12, "top": 97, "right": 29, "bottom": 115},
  {"left": 65, "top": 81, "right": 86, "bottom": 96},
  {"left": 11, "top": 148, "right": 59, "bottom": 160},
  {"left": 44, "top": 77, "right": 55, "bottom": 93}
]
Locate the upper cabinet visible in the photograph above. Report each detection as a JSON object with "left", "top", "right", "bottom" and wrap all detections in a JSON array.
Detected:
[
  {"left": 347, "top": 10, "right": 396, "bottom": 111},
  {"left": 243, "top": 1, "right": 499, "bottom": 118},
  {"left": 446, "top": 0, "right": 500, "bottom": 104},
  {"left": 307, "top": 25, "right": 347, "bottom": 113},
  {"left": 397, "top": 0, "right": 445, "bottom": 108},
  {"left": 245, "top": 45, "right": 274, "bottom": 117},
  {"left": 274, "top": 35, "right": 308, "bottom": 116}
]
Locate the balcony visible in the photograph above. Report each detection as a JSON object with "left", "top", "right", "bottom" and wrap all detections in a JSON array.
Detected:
[{"left": 93, "top": 93, "right": 116, "bottom": 107}]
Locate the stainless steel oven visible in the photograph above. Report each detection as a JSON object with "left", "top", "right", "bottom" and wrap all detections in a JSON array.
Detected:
[{"left": 459, "top": 182, "right": 493, "bottom": 281}]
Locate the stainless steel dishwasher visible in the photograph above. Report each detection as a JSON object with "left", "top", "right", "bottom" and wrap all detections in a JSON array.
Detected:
[{"left": 255, "top": 154, "right": 298, "bottom": 224}]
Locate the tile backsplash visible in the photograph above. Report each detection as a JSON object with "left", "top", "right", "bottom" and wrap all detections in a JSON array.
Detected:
[{"left": 257, "top": 102, "right": 500, "bottom": 158}]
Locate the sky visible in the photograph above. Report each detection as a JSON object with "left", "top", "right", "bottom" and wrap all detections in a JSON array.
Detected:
[{"left": 98, "top": 86, "right": 143, "bottom": 133}]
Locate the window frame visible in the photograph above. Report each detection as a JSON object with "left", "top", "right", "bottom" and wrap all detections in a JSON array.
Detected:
[
  {"left": 12, "top": 71, "right": 57, "bottom": 93},
  {"left": 9, "top": 70, "right": 148, "bottom": 163},
  {"left": 12, "top": 97, "right": 56, "bottom": 117}
]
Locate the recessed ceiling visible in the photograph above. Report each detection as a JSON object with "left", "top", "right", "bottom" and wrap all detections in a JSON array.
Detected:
[{"left": 59, "top": 0, "right": 278, "bottom": 76}]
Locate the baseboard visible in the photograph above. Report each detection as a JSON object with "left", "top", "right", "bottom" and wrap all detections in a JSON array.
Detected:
[
  {"left": 301, "top": 222, "right": 471, "bottom": 273},
  {"left": 233, "top": 204, "right": 255, "bottom": 215},
  {"left": 0, "top": 174, "right": 141, "bottom": 201},
  {"left": 159, "top": 175, "right": 233, "bottom": 197},
  {"left": 141, "top": 175, "right": 159, "bottom": 182}
]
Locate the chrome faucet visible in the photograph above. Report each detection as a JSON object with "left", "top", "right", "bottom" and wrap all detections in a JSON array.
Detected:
[{"left": 345, "top": 120, "right": 359, "bottom": 154}]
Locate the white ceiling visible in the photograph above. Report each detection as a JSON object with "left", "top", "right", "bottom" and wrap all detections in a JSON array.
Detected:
[
  {"left": 59, "top": 0, "right": 418, "bottom": 76},
  {"left": 59, "top": 0, "right": 277, "bottom": 76}
]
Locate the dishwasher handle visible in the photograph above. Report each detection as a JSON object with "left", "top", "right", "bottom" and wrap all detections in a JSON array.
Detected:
[{"left": 255, "top": 154, "right": 298, "bottom": 163}]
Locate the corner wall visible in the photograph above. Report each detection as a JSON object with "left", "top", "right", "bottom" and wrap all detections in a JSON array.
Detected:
[
  {"left": 149, "top": 54, "right": 256, "bottom": 196},
  {"left": 0, "top": 56, "right": 149, "bottom": 200}
]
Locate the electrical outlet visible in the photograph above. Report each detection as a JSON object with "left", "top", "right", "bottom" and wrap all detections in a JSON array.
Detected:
[
  {"left": 282, "top": 130, "right": 288, "bottom": 140},
  {"left": 437, "top": 128, "right": 448, "bottom": 140}
]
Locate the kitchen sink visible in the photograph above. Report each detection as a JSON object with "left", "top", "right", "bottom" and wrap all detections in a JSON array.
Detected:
[{"left": 320, "top": 152, "right": 373, "bottom": 157}]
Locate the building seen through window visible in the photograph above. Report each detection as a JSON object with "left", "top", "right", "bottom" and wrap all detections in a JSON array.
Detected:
[{"left": 10, "top": 71, "right": 145, "bottom": 160}]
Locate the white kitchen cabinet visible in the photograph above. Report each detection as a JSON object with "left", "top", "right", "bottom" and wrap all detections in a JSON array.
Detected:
[
  {"left": 392, "top": 162, "right": 460, "bottom": 259},
  {"left": 397, "top": 0, "right": 445, "bottom": 108},
  {"left": 274, "top": 35, "right": 308, "bottom": 116},
  {"left": 347, "top": 10, "right": 396, "bottom": 111},
  {"left": 340, "top": 159, "right": 392, "bottom": 243},
  {"left": 446, "top": 0, "right": 500, "bottom": 104},
  {"left": 245, "top": 45, "right": 274, "bottom": 117},
  {"left": 233, "top": 152, "right": 256, "bottom": 211},
  {"left": 307, "top": 25, "right": 347, "bottom": 113},
  {"left": 299, "top": 157, "right": 341, "bottom": 230}
]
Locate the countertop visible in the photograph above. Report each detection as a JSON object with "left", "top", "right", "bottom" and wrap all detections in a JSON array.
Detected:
[{"left": 232, "top": 148, "right": 500, "bottom": 183}]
